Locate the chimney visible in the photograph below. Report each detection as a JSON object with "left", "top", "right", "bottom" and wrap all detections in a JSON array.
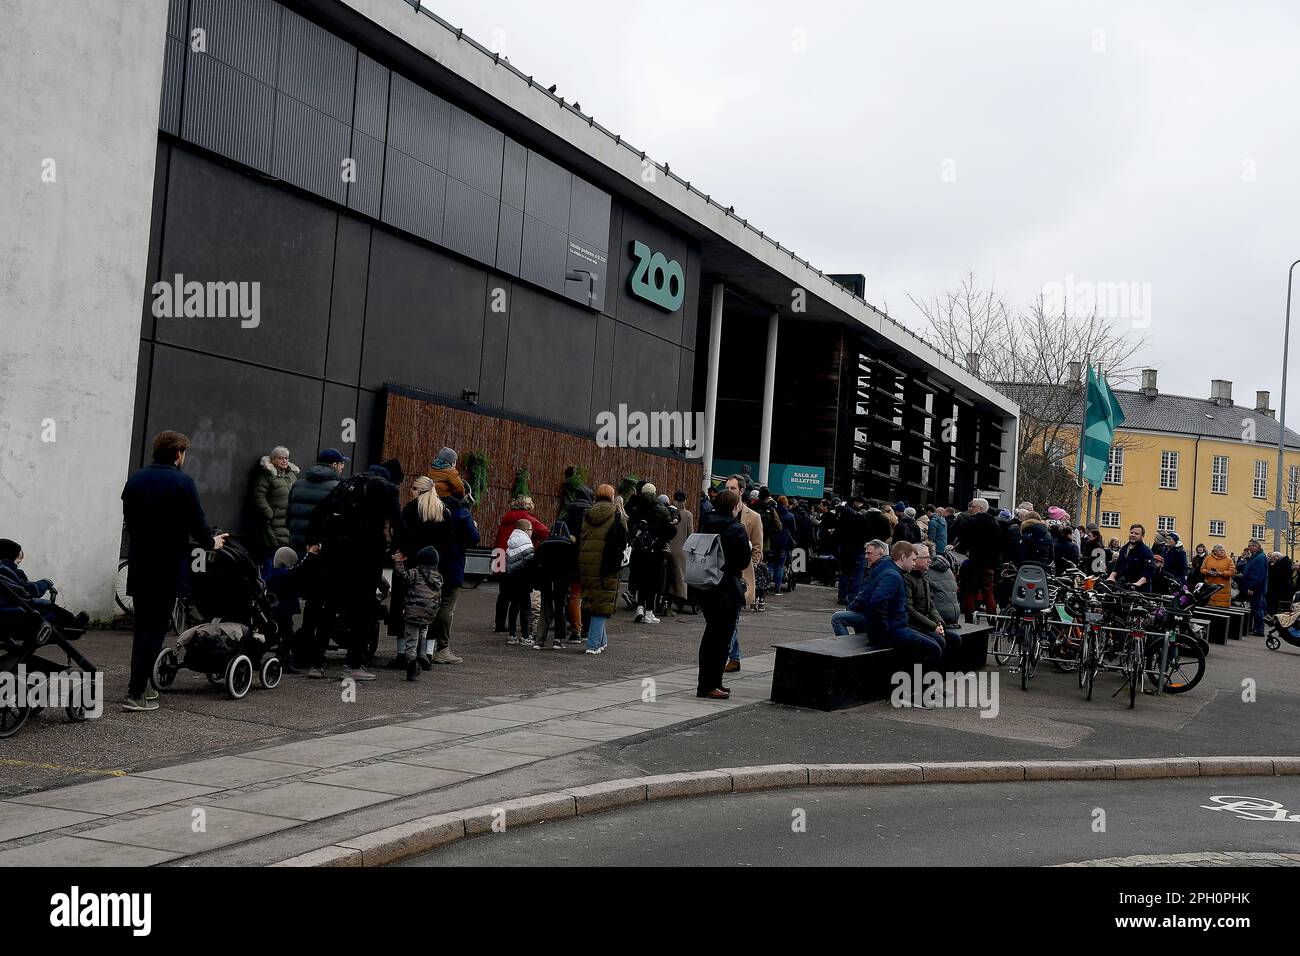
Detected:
[
  {"left": 1140, "top": 368, "right": 1158, "bottom": 398},
  {"left": 1067, "top": 361, "right": 1082, "bottom": 386},
  {"left": 965, "top": 353, "right": 980, "bottom": 378},
  {"left": 1256, "top": 390, "right": 1274, "bottom": 418},
  {"left": 1210, "top": 379, "right": 1233, "bottom": 407}
]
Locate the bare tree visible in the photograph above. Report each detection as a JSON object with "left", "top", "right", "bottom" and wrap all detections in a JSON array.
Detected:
[{"left": 910, "top": 272, "right": 1148, "bottom": 512}]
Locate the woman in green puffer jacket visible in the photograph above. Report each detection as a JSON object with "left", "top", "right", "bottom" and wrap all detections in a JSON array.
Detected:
[
  {"left": 578, "top": 484, "right": 628, "bottom": 654},
  {"left": 250, "top": 446, "right": 299, "bottom": 550}
]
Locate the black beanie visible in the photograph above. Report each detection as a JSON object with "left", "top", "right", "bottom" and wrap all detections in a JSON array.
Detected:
[{"left": 0, "top": 539, "right": 21, "bottom": 562}]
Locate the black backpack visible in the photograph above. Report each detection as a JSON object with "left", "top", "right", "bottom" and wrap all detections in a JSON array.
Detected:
[{"left": 314, "top": 474, "right": 383, "bottom": 546}]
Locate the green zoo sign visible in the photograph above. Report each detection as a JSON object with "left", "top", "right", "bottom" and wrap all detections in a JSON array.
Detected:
[{"left": 628, "top": 240, "right": 684, "bottom": 312}]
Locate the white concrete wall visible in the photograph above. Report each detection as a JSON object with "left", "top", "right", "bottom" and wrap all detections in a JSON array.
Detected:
[{"left": 0, "top": 0, "right": 168, "bottom": 617}]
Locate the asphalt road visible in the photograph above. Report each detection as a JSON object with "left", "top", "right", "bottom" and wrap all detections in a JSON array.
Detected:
[{"left": 402, "top": 776, "right": 1300, "bottom": 867}]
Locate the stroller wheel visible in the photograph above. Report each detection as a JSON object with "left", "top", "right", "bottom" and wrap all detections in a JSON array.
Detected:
[
  {"left": 150, "top": 647, "right": 179, "bottom": 690},
  {"left": 0, "top": 703, "right": 31, "bottom": 739},
  {"left": 206, "top": 672, "right": 223, "bottom": 686},
  {"left": 258, "top": 656, "right": 283, "bottom": 690},
  {"left": 224, "top": 655, "right": 253, "bottom": 700},
  {"left": 66, "top": 701, "right": 89, "bottom": 722},
  {"left": 1266, "top": 635, "right": 1281, "bottom": 651}
]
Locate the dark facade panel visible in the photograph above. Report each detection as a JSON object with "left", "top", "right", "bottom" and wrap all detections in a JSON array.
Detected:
[
  {"left": 276, "top": 8, "right": 356, "bottom": 124},
  {"left": 181, "top": 53, "right": 276, "bottom": 173},
  {"left": 130, "top": 339, "right": 154, "bottom": 471},
  {"left": 563, "top": 244, "right": 607, "bottom": 312},
  {"left": 345, "top": 130, "right": 384, "bottom": 219},
  {"left": 156, "top": 148, "right": 336, "bottom": 379},
  {"left": 519, "top": 215, "right": 567, "bottom": 295},
  {"left": 140, "top": 144, "right": 172, "bottom": 341},
  {"left": 477, "top": 280, "right": 511, "bottom": 409},
  {"left": 325, "top": 215, "right": 371, "bottom": 385},
  {"left": 501, "top": 137, "right": 527, "bottom": 209},
  {"left": 144, "top": 344, "right": 325, "bottom": 534},
  {"left": 568, "top": 176, "right": 611, "bottom": 254},
  {"left": 523, "top": 151, "right": 571, "bottom": 232},
  {"left": 681, "top": 246, "right": 703, "bottom": 350},
  {"left": 387, "top": 74, "right": 450, "bottom": 171},
  {"left": 443, "top": 177, "right": 501, "bottom": 267},
  {"left": 272, "top": 92, "right": 350, "bottom": 205},
  {"left": 353, "top": 54, "right": 389, "bottom": 141},
  {"left": 590, "top": 315, "right": 617, "bottom": 423},
  {"left": 380, "top": 147, "right": 446, "bottom": 246},
  {"left": 359, "top": 230, "right": 486, "bottom": 395},
  {"left": 676, "top": 346, "right": 696, "bottom": 418},
  {"left": 190, "top": 0, "right": 281, "bottom": 85},
  {"left": 502, "top": 286, "right": 595, "bottom": 431},
  {"left": 447, "top": 105, "right": 504, "bottom": 198},
  {"left": 495, "top": 204, "right": 523, "bottom": 276},
  {"left": 160, "top": 37, "right": 184, "bottom": 135},
  {"left": 320, "top": 382, "right": 361, "bottom": 465},
  {"left": 167, "top": 0, "right": 188, "bottom": 40},
  {"left": 613, "top": 204, "right": 692, "bottom": 346},
  {"left": 609, "top": 323, "right": 682, "bottom": 421}
]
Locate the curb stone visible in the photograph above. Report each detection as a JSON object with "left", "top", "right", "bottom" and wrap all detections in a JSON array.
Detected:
[{"left": 269, "top": 756, "right": 1300, "bottom": 867}]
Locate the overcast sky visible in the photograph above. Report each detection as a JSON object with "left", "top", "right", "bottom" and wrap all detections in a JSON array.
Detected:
[{"left": 433, "top": 1, "right": 1299, "bottom": 415}]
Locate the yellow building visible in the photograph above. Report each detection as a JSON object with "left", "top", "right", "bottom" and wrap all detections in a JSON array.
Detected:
[{"left": 1032, "top": 373, "right": 1300, "bottom": 552}]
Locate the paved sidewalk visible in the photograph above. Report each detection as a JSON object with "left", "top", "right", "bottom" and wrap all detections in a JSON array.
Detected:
[{"left": 0, "top": 653, "right": 776, "bottom": 865}]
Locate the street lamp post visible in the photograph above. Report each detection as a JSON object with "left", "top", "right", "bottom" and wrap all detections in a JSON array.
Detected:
[{"left": 1273, "top": 259, "right": 1300, "bottom": 553}]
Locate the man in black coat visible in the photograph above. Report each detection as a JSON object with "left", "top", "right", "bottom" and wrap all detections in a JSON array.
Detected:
[
  {"left": 695, "top": 489, "right": 754, "bottom": 699},
  {"left": 286, "top": 448, "right": 348, "bottom": 552},
  {"left": 121, "top": 431, "right": 227, "bottom": 712},
  {"left": 951, "top": 498, "right": 1002, "bottom": 621},
  {"left": 836, "top": 499, "right": 870, "bottom": 605}
]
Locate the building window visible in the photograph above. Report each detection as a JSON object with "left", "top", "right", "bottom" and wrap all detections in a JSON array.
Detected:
[
  {"left": 1104, "top": 446, "right": 1124, "bottom": 485},
  {"left": 1289, "top": 464, "right": 1298, "bottom": 504},
  {"left": 1209, "top": 520, "right": 1226, "bottom": 537},
  {"left": 1157, "top": 516, "right": 1176, "bottom": 534},
  {"left": 1100, "top": 511, "right": 1121, "bottom": 528},
  {"left": 1159, "top": 451, "right": 1179, "bottom": 489},
  {"left": 1251, "top": 524, "right": 1267, "bottom": 542},
  {"left": 1254, "top": 460, "right": 1268, "bottom": 499},
  {"left": 1211, "top": 455, "right": 1228, "bottom": 494}
]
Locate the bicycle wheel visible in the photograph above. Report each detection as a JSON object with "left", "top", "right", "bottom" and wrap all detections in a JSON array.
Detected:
[
  {"left": 1128, "top": 637, "right": 1141, "bottom": 709},
  {"left": 992, "top": 610, "right": 1015, "bottom": 665},
  {"left": 115, "top": 559, "right": 133, "bottom": 616},
  {"left": 1017, "top": 625, "right": 1031, "bottom": 690},
  {"left": 1077, "top": 632, "right": 1091, "bottom": 689},
  {"left": 1162, "top": 637, "right": 1206, "bottom": 694}
]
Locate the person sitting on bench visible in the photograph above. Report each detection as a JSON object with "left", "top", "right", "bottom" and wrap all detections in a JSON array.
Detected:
[
  {"left": 831, "top": 539, "right": 888, "bottom": 636},
  {"left": 904, "top": 543, "right": 956, "bottom": 666},
  {"left": 831, "top": 540, "right": 943, "bottom": 670}
]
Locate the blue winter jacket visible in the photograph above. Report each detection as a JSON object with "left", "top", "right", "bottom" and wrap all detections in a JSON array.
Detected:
[
  {"left": 1113, "top": 541, "right": 1157, "bottom": 592},
  {"left": 847, "top": 557, "right": 910, "bottom": 640},
  {"left": 927, "top": 513, "right": 947, "bottom": 554},
  {"left": 1239, "top": 550, "right": 1268, "bottom": 597},
  {"left": 431, "top": 496, "right": 481, "bottom": 588}
]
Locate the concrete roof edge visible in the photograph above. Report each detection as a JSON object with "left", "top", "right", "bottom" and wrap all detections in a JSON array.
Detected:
[{"left": 338, "top": 0, "right": 1019, "bottom": 419}]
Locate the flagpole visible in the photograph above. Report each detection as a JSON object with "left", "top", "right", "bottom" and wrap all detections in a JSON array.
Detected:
[{"left": 1074, "top": 354, "right": 1091, "bottom": 522}]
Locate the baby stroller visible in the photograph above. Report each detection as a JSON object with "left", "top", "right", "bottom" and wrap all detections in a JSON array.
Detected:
[
  {"left": 752, "top": 560, "right": 774, "bottom": 611},
  {"left": 1265, "top": 591, "right": 1300, "bottom": 652},
  {"left": 0, "top": 577, "right": 98, "bottom": 737},
  {"left": 150, "top": 539, "right": 283, "bottom": 699}
]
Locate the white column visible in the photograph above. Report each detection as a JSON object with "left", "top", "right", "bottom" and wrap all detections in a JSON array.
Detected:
[
  {"left": 758, "top": 310, "right": 780, "bottom": 486},
  {"left": 700, "top": 281, "right": 725, "bottom": 490}
]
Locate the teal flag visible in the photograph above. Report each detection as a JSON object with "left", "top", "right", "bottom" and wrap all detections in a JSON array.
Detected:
[{"left": 1080, "top": 365, "right": 1126, "bottom": 485}]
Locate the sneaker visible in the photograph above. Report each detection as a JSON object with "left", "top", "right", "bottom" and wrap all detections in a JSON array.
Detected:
[
  {"left": 724, "top": 660, "right": 741, "bottom": 673},
  {"left": 643, "top": 611, "right": 660, "bottom": 624},
  {"left": 307, "top": 667, "right": 324, "bottom": 679},
  {"left": 143, "top": 687, "right": 159, "bottom": 701},
  {"left": 634, "top": 605, "right": 646, "bottom": 623},
  {"left": 432, "top": 648, "right": 463, "bottom": 664},
  {"left": 584, "top": 646, "right": 604, "bottom": 655},
  {"left": 506, "top": 635, "right": 521, "bottom": 645},
  {"left": 342, "top": 666, "right": 377, "bottom": 682},
  {"left": 550, "top": 641, "right": 567, "bottom": 650},
  {"left": 520, "top": 637, "right": 535, "bottom": 647},
  {"left": 122, "top": 696, "right": 159, "bottom": 712}
]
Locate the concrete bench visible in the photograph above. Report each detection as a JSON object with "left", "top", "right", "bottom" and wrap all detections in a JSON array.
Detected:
[
  {"left": 1191, "top": 609, "right": 1229, "bottom": 645},
  {"left": 460, "top": 548, "right": 495, "bottom": 588},
  {"left": 768, "top": 623, "right": 991, "bottom": 712},
  {"left": 1220, "top": 605, "right": 1250, "bottom": 639}
]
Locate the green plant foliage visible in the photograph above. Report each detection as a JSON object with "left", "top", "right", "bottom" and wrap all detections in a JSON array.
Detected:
[
  {"left": 465, "top": 451, "right": 489, "bottom": 509},
  {"left": 511, "top": 467, "right": 530, "bottom": 498}
]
